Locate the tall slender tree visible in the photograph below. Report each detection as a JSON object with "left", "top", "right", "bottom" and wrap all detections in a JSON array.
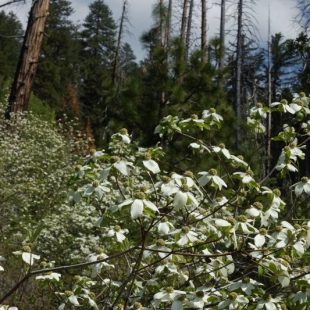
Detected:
[
  {"left": 80, "top": 0, "right": 117, "bottom": 145},
  {"left": 164, "top": 0, "right": 172, "bottom": 50},
  {"left": 219, "top": 0, "right": 225, "bottom": 69},
  {"left": 201, "top": 0, "right": 207, "bottom": 63},
  {"left": 185, "top": 0, "right": 194, "bottom": 62},
  {"left": 112, "top": 0, "right": 128, "bottom": 88},
  {"left": 234, "top": 0, "right": 243, "bottom": 150},
  {"left": 180, "top": 0, "right": 189, "bottom": 59}
]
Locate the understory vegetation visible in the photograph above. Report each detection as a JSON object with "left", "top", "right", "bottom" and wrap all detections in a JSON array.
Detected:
[{"left": 1, "top": 92, "right": 310, "bottom": 310}]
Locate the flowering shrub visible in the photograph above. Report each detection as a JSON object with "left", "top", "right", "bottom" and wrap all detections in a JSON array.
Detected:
[
  {"left": 1, "top": 93, "right": 310, "bottom": 309},
  {"left": 0, "top": 99, "right": 89, "bottom": 306}
]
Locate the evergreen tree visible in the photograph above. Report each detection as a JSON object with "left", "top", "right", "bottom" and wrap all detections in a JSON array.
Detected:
[
  {"left": 0, "top": 10, "right": 23, "bottom": 95},
  {"left": 79, "top": 0, "right": 117, "bottom": 146},
  {"left": 287, "top": 32, "right": 310, "bottom": 94},
  {"left": 33, "top": 0, "right": 80, "bottom": 115},
  {"left": 268, "top": 33, "right": 297, "bottom": 101}
]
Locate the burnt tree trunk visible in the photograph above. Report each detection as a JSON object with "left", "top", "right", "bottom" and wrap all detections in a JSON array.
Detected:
[{"left": 6, "top": 0, "right": 50, "bottom": 118}]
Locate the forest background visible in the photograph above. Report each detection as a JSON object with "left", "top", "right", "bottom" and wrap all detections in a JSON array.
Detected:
[
  {"left": 2, "top": 0, "right": 310, "bottom": 151},
  {"left": 2, "top": 0, "right": 310, "bottom": 309}
]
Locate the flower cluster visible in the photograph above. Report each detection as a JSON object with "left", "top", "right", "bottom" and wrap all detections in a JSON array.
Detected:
[{"left": 2, "top": 93, "right": 310, "bottom": 310}]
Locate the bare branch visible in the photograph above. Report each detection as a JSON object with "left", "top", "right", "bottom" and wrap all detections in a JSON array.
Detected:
[{"left": 0, "top": 0, "right": 25, "bottom": 8}]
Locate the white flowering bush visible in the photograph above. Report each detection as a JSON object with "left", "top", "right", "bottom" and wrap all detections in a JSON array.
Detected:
[
  {"left": 0, "top": 99, "right": 89, "bottom": 307},
  {"left": 2, "top": 93, "right": 310, "bottom": 310}
]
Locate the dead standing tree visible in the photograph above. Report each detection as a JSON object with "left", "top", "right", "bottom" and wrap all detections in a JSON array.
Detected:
[
  {"left": 185, "top": 0, "right": 194, "bottom": 62},
  {"left": 112, "top": 0, "right": 128, "bottom": 88},
  {"left": 219, "top": 0, "right": 225, "bottom": 69},
  {"left": 201, "top": 0, "right": 207, "bottom": 63},
  {"left": 5, "top": 0, "right": 50, "bottom": 118}
]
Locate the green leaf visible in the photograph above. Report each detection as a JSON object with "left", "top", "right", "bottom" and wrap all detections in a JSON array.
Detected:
[{"left": 28, "top": 226, "right": 43, "bottom": 243}]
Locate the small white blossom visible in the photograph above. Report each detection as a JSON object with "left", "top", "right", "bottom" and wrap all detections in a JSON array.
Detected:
[
  {"left": 212, "top": 143, "right": 231, "bottom": 159},
  {"left": 256, "top": 293, "right": 281, "bottom": 310},
  {"left": 111, "top": 129, "right": 131, "bottom": 144},
  {"left": 202, "top": 108, "right": 223, "bottom": 124},
  {"left": 271, "top": 100, "right": 295, "bottom": 114},
  {"left": 233, "top": 170, "right": 256, "bottom": 185},
  {"left": 171, "top": 226, "right": 199, "bottom": 246},
  {"left": 143, "top": 239, "right": 172, "bottom": 260},
  {"left": 88, "top": 250, "right": 114, "bottom": 278},
  {"left": 106, "top": 225, "right": 128, "bottom": 242},
  {"left": 250, "top": 103, "right": 268, "bottom": 119},
  {"left": 198, "top": 169, "right": 227, "bottom": 190},
  {"left": 229, "top": 277, "right": 263, "bottom": 295},
  {"left": 153, "top": 287, "right": 186, "bottom": 307},
  {"left": 158, "top": 217, "right": 174, "bottom": 234},
  {"left": 155, "top": 260, "right": 178, "bottom": 275},
  {"left": 292, "top": 177, "right": 310, "bottom": 196},
  {"left": 247, "top": 117, "right": 266, "bottom": 133},
  {"left": 218, "top": 292, "right": 249, "bottom": 309},
  {"left": 186, "top": 289, "right": 211, "bottom": 309},
  {"left": 292, "top": 287, "right": 310, "bottom": 304},
  {"left": 118, "top": 193, "right": 159, "bottom": 220}
]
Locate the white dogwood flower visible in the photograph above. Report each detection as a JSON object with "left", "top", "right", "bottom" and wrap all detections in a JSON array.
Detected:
[
  {"left": 218, "top": 292, "right": 249, "bottom": 309},
  {"left": 293, "top": 177, "right": 310, "bottom": 196},
  {"left": 171, "top": 226, "right": 198, "bottom": 246},
  {"left": 153, "top": 286, "right": 186, "bottom": 307},
  {"left": 198, "top": 169, "right": 227, "bottom": 190},
  {"left": 118, "top": 192, "right": 158, "bottom": 219},
  {"left": 107, "top": 225, "right": 128, "bottom": 242}
]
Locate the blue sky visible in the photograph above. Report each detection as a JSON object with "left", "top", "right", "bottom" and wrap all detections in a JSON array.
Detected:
[{"left": 0, "top": 0, "right": 301, "bottom": 61}]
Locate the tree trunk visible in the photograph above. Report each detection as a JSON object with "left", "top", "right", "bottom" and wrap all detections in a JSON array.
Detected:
[
  {"left": 112, "top": 0, "right": 127, "bottom": 88},
  {"left": 266, "top": 8, "right": 272, "bottom": 175},
  {"left": 185, "top": 0, "right": 194, "bottom": 62},
  {"left": 234, "top": 0, "right": 242, "bottom": 150},
  {"left": 164, "top": 0, "right": 172, "bottom": 50},
  {"left": 6, "top": 0, "right": 50, "bottom": 118},
  {"left": 181, "top": 0, "right": 189, "bottom": 49},
  {"left": 201, "top": 0, "right": 207, "bottom": 63},
  {"left": 219, "top": 0, "right": 225, "bottom": 68},
  {"left": 178, "top": 0, "right": 189, "bottom": 84},
  {"left": 159, "top": 0, "right": 165, "bottom": 47}
]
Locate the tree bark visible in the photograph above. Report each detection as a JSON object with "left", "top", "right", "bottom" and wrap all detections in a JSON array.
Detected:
[
  {"left": 185, "top": 0, "right": 194, "bottom": 62},
  {"left": 164, "top": 0, "right": 172, "bottom": 50},
  {"left": 112, "top": 0, "right": 127, "bottom": 87},
  {"left": 266, "top": 8, "right": 272, "bottom": 175},
  {"left": 181, "top": 0, "right": 189, "bottom": 49},
  {"left": 219, "top": 0, "right": 225, "bottom": 68},
  {"left": 201, "top": 0, "right": 207, "bottom": 63},
  {"left": 234, "top": 0, "right": 242, "bottom": 150},
  {"left": 6, "top": 0, "right": 50, "bottom": 118}
]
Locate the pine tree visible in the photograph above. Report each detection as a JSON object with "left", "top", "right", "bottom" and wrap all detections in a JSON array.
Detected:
[
  {"left": 0, "top": 10, "right": 23, "bottom": 94},
  {"left": 79, "top": 0, "right": 117, "bottom": 146},
  {"left": 33, "top": 0, "right": 80, "bottom": 115}
]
